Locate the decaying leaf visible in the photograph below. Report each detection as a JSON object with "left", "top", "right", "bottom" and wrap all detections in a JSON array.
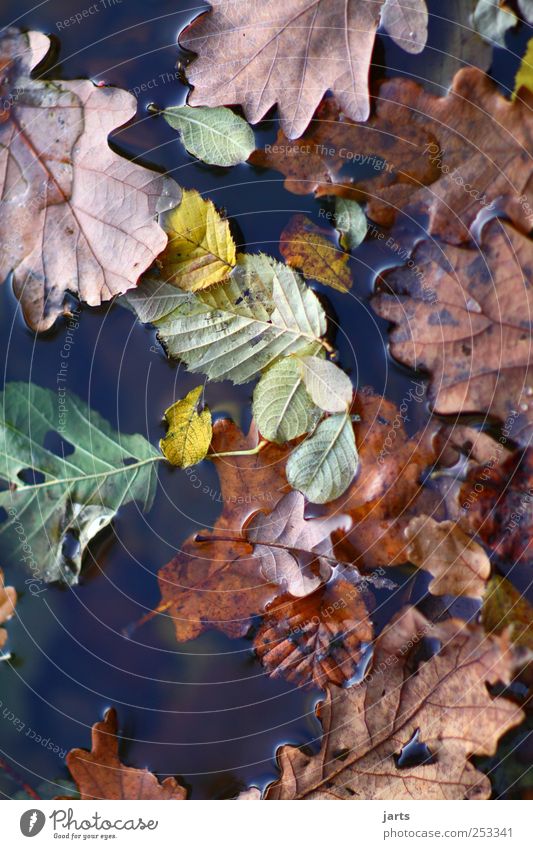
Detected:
[
  {"left": 254, "top": 577, "right": 372, "bottom": 688},
  {"left": 253, "top": 70, "right": 533, "bottom": 243},
  {"left": 405, "top": 515, "right": 490, "bottom": 598},
  {"left": 180, "top": 0, "right": 428, "bottom": 140},
  {"left": 482, "top": 575, "right": 533, "bottom": 649},
  {"left": 514, "top": 37, "right": 533, "bottom": 98},
  {"left": 161, "top": 105, "right": 255, "bottom": 166},
  {"left": 287, "top": 413, "right": 358, "bottom": 504},
  {"left": 0, "top": 570, "right": 16, "bottom": 658},
  {"left": 159, "top": 386, "right": 212, "bottom": 469},
  {"left": 373, "top": 220, "right": 533, "bottom": 438},
  {"left": 0, "top": 382, "right": 159, "bottom": 584},
  {"left": 127, "top": 254, "right": 327, "bottom": 384},
  {"left": 66, "top": 709, "right": 187, "bottom": 800},
  {"left": 0, "top": 28, "right": 180, "bottom": 332},
  {"left": 267, "top": 607, "right": 524, "bottom": 799},
  {"left": 280, "top": 214, "right": 352, "bottom": 292},
  {"left": 157, "top": 188, "right": 236, "bottom": 292},
  {"left": 253, "top": 357, "right": 321, "bottom": 444}
]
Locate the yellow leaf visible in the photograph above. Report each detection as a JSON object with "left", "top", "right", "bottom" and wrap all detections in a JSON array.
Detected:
[
  {"left": 513, "top": 37, "right": 533, "bottom": 99},
  {"left": 158, "top": 188, "right": 236, "bottom": 292},
  {"left": 280, "top": 214, "right": 351, "bottom": 292},
  {"left": 159, "top": 386, "right": 212, "bottom": 468}
]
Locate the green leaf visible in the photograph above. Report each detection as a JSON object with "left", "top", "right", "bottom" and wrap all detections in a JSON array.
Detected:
[
  {"left": 334, "top": 198, "right": 367, "bottom": 251},
  {"left": 473, "top": 0, "right": 517, "bottom": 46},
  {"left": 298, "top": 356, "right": 353, "bottom": 413},
  {"left": 0, "top": 383, "right": 160, "bottom": 585},
  {"left": 253, "top": 357, "right": 321, "bottom": 444},
  {"left": 160, "top": 386, "right": 212, "bottom": 468},
  {"left": 127, "top": 254, "right": 327, "bottom": 385},
  {"left": 286, "top": 413, "right": 358, "bottom": 504},
  {"left": 161, "top": 105, "right": 255, "bottom": 166}
]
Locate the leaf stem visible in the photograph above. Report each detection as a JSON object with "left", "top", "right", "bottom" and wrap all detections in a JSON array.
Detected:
[
  {"left": 6, "top": 456, "right": 164, "bottom": 494},
  {"left": 206, "top": 439, "right": 268, "bottom": 459}
]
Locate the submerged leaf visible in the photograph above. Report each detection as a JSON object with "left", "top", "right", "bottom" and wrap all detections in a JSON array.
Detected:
[
  {"left": 0, "top": 383, "right": 159, "bottom": 584},
  {"left": 287, "top": 413, "right": 358, "bottom": 504},
  {"left": 298, "top": 356, "right": 353, "bottom": 413},
  {"left": 157, "top": 188, "right": 236, "bottom": 292},
  {"left": 334, "top": 198, "right": 367, "bottom": 251},
  {"left": 0, "top": 570, "right": 17, "bottom": 658},
  {"left": 280, "top": 214, "right": 352, "bottom": 292},
  {"left": 253, "top": 357, "right": 320, "bottom": 444},
  {"left": 162, "top": 105, "right": 255, "bottom": 166},
  {"left": 159, "top": 386, "right": 212, "bottom": 468},
  {"left": 482, "top": 575, "right": 533, "bottom": 649},
  {"left": 472, "top": 0, "right": 517, "bottom": 46}
]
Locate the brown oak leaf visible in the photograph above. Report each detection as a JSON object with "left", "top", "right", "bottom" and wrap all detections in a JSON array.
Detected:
[
  {"left": 66, "top": 708, "right": 187, "bottom": 800},
  {"left": 373, "top": 220, "right": 533, "bottom": 440},
  {"left": 252, "top": 70, "right": 533, "bottom": 243},
  {"left": 180, "top": 1, "right": 427, "bottom": 140},
  {"left": 0, "top": 28, "right": 180, "bottom": 331},
  {"left": 266, "top": 607, "right": 524, "bottom": 799},
  {"left": 254, "top": 577, "right": 373, "bottom": 688},
  {"left": 0, "top": 569, "right": 16, "bottom": 655}
]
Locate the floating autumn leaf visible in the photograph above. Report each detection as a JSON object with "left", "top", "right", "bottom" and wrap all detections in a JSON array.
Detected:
[
  {"left": 373, "top": 220, "right": 533, "bottom": 439},
  {"left": 66, "top": 709, "right": 187, "bottom": 800},
  {"left": 253, "top": 70, "right": 533, "bottom": 243},
  {"left": 482, "top": 575, "right": 533, "bottom": 650},
  {"left": 126, "top": 254, "right": 327, "bottom": 384},
  {"left": 280, "top": 214, "right": 352, "bottom": 292},
  {"left": 267, "top": 607, "right": 523, "bottom": 799},
  {"left": 180, "top": 0, "right": 427, "bottom": 140},
  {"left": 473, "top": 0, "right": 517, "bottom": 46},
  {"left": 0, "top": 382, "right": 160, "bottom": 584},
  {"left": 254, "top": 577, "right": 372, "bottom": 688},
  {"left": 159, "top": 386, "right": 212, "bottom": 468},
  {"left": 405, "top": 515, "right": 490, "bottom": 598},
  {"left": 514, "top": 37, "right": 533, "bottom": 98},
  {"left": 0, "top": 28, "right": 180, "bottom": 332},
  {"left": 160, "top": 105, "right": 255, "bottom": 166},
  {"left": 287, "top": 413, "right": 358, "bottom": 504},
  {"left": 157, "top": 188, "right": 236, "bottom": 292},
  {"left": 253, "top": 357, "right": 321, "bottom": 444},
  {"left": 334, "top": 198, "right": 367, "bottom": 252},
  {"left": 298, "top": 356, "right": 353, "bottom": 413},
  {"left": 0, "top": 570, "right": 16, "bottom": 658}
]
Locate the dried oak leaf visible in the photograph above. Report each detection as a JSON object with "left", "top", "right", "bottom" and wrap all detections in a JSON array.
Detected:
[
  {"left": 180, "top": 1, "right": 427, "bottom": 140},
  {"left": 279, "top": 214, "right": 352, "bottom": 292},
  {"left": 254, "top": 577, "right": 373, "bottom": 688},
  {"left": 66, "top": 708, "right": 187, "bottom": 800},
  {"left": 252, "top": 70, "right": 533, "bottom": 243},
  {"left": 0, "top": 28, "right": 180, "bottom": 331},
  {"left": 373, "top": 220, "right": 533, "bottom": 440},
  {"left": 0, "top": 569, "right": 16, "bottom": 655},
  {"left": 405, "top": 515, "right": 490, "bottom": 598},
  {"left": 267, "top": 606, "right": 524, "bottom": 799},
  {"left": 157, "top": 418, "right": 350, "bottom": 641}
]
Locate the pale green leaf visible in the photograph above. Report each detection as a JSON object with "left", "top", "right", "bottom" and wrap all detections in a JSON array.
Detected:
[
  {"left": 472, "top": 0, "right": 517, "bottom": 46},
  {"left": 162, "top": 105, "right": 255, "bottom": 166},
  {"left": 160, "top": 386, "right": 212, "bottom": 468},
  {"left": 298, "top": 356, "right": 353, "bottom": 413},
  {"left": 286, "top": 413, "right": 358, "bottom": 504},
  {"left": 334, "top": 198, "right": 367, "bottom": 251},
  {"left": 0, "top": 383, "right": 159, "bottom": 585},
  {"left": 253, "top": 358, "right": 320, "bottom": 444},
  {"left": 127, "top": 254, "right": 327, "bottom": 385}
]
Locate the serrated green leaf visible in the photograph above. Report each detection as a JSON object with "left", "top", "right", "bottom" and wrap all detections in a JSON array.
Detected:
[
  {"left": 162, "top": 105, "right": 255, "bottom": 166},
  {"left": 253, "top": 358, "right": 320, "bottom": 443},
  {"left": 298, "top": 356, "right": 353, "bottom": 413},
  {"left": 160, "top": 386, "right": 212, "bottom": 468},
  {"left": 286, "top": 413, "right": 358, "bottom": 504},
  {"left": 335, "top": 198, "right": 367, "bottom": 251},
  {"left": 128, "top": 254, "right": 327, "bottom": 385},
  {"left": 0, "top": 383, "right": 160, "bottom": 585}
]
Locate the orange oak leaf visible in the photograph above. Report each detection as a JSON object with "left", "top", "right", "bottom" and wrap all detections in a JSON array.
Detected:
[
  {"left": 254, "top": 577, "right": 373, "bottom": 688},
  {"left": 0, "top": 28, "right": 180, "bottom": 331},
  {"left": 180, "top": 1, "right": 427, "bottom": 140},
  {"left": 279, "top": 214, "right": 352, "bottom": 292},
  {"left": 252, "top": 70, "right": 533, "bottom": 243},
  {"left": 266, "top": 607, "right": 524, "bottom": 799},
  {"left": 373, "top": 220, "right": 533, "bottom": 441},
  {"left": 66, "top": 709, "right": 187, "bottom": 800},
  {"left": 0, "top": 569, "right": 16, "bottom": 655}
]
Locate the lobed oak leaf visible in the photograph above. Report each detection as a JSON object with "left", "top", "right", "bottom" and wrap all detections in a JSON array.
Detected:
[
  {"left": 0, "top": 28, "right": 180, "bottom": 331},
  {"left": 66, "top": 708, "right": 187, "bottom": 800},
  {"left": 0, "top": 569, "right": 16, "bottom": 657},
  {"left": 266, "top": 607, "right": 524, "bottom": 799},
  {"left": 180, "top": 0, "right": 428, "bottom": 141}
]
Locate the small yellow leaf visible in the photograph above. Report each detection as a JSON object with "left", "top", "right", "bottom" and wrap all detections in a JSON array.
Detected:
[
  {"left": 513, "top": 37, "right": 533, "bottom": 99},
  {"left": 280, "top": 214, "right": 352, "bottom": 292},
  {"left": 158, "top": 188, "right": 236, "bottom": 292},
  {"left": 160, "top": 386, "right": 212, "bottom": 468}
]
